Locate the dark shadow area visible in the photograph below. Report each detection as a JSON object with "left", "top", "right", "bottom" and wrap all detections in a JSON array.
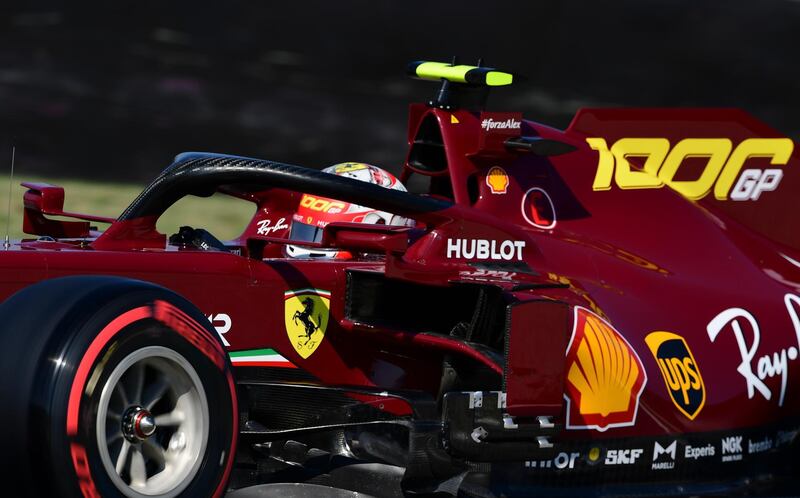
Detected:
[{"left": 0, "top": 1, "right": 797, "bottom": 181}]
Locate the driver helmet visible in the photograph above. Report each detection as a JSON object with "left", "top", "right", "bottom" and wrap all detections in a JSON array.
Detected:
[{"left": 286, "top": 162, "right": 412, "bottom": 258}]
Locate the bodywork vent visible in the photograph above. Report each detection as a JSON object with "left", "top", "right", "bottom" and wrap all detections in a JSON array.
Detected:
[
  {"left": 407, "top": 114, "right": 448, "bottom": 173},
  {"left": 346, "top": 271, "right": 505, "bottom": 349}
]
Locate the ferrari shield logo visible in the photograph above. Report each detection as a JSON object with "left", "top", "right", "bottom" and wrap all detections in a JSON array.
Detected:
[{"left": 284, "top": 289, "right": 331, "bottom": 359}]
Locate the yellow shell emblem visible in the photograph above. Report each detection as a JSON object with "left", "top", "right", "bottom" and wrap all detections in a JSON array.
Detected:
[
  {"left": 284, "top": 289, "right": 330, "bottom": 359},
  {"left": 486, "top": 166, "right": 509, "bottom": 194},
  {"left": 564, "top": 307, "right": 647, "bottom": 431}
]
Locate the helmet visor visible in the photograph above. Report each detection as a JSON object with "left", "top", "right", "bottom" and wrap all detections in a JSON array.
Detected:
[{"left": 289, "top": 220, "right": 324, "bottom": 244}]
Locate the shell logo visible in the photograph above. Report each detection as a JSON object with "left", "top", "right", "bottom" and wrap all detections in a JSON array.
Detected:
[
  {"left": 564, "top": 307, "right": 647, "bottom": 431},
  {"left": 486, "top": 166, "right": 509, "bottom": 194}
]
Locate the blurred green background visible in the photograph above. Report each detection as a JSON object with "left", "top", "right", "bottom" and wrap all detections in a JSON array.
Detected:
[{"left": 0, "top": 176, "right": 254, "bottom": 240}]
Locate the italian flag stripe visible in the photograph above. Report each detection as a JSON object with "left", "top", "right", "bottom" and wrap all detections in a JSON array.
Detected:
[
  {"left": 284, "top": 288, "right": 331, "bottom": 298},
  {"left": 229, "top": 348, "right": 278, "bottom": 358},
  {"left": 231, "top": 361, "right": 295, "bottom": 368},
  {"left": 228, "top": 348, "right": 296, "bottom": 368}
]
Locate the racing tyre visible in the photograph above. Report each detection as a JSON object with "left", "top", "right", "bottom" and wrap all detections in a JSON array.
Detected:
[{"left": 0, "top": 276, "right": 237, "bottom": 498}]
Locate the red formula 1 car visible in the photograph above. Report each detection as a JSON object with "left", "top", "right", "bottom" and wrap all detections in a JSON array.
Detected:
[{"left": 1, "top": 61, "right": 798, "bottom": 497}]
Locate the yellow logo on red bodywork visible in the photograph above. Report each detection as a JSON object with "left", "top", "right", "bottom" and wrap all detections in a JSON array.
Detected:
[
  {"left": 486, "top": 166, "right": 509, "bottom": 194},
  {"left": 564, "top": 307, "right": 647, "bottom": 431},
  {"left": 299, "top": 195, "right": 347, "bottom": 213},
  {"left": 645, "top": 331, "right": 705, "bottom": 420},
  {"left": 284, "top": 289, "right": 330, "bottom": 359},
  {"left": 586, "top": 137, "right": 793, "bottom": 201}
]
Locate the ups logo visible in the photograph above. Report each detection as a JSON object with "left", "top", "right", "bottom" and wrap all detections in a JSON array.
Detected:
[{"left": 645, "top": 331, "right": 706, "bottom": 420}]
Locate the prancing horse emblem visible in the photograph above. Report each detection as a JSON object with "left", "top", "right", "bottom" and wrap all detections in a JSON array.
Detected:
[
  {"left": 293, "top": 297, "right": 321, "bottom": 344},
  {"left": 284, "top": 289, "right": 330, "bottom": 359}
]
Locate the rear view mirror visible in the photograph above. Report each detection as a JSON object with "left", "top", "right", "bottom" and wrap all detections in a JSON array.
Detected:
[{"left": 320, "top": 222, "right": 409, "bottom": 255}]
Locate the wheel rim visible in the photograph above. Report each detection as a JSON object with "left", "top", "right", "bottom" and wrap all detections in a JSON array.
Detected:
[{"left": 96, "top": 346, "right": 210, "bottom": 497}]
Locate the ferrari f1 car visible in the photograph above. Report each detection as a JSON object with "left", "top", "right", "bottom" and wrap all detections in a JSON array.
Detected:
[{"left": 1, "top": 61, "right": 798, "bottom": 497}]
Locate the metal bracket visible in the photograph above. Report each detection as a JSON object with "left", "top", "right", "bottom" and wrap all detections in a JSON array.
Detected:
[
  {"left": 497, "top": 392, "right": 507, "bottom": 409},
  {"left": 537, "top": 416, "right": 554, "bottom": 429},
  {"left": 502, "top": 414, "right": 519, "bottom": 430},
  {"left": 468, "top": 391, "right": 484, "bottom": 409},
  {"left": 471, "top": 426, "right": 488, "bottom": 443}
]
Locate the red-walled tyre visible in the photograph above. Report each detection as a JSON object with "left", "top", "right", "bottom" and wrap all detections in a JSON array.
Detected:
[{"left": 0, "top": 276, "right": 238, "bottom": 498}]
